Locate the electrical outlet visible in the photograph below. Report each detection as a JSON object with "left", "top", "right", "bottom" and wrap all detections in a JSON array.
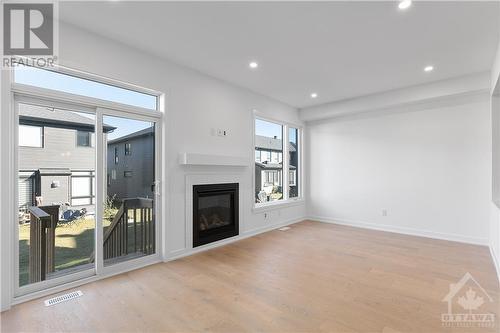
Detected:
[
  {"left": 264, "top": 212, "right": 268, "bottom": 219},
  {"left": 217, "top": 129, "right": 224, "bottom": 136},
  {"left": 382, "top": 209, "right": 388, "bottom": 217}
]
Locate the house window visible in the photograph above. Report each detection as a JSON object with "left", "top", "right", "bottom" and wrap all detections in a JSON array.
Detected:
[
  {"left": 261, "top": 151, "right": 271, "bottom": 163},
  {"left": 76, "top": 131, "right": 91, "bottom": 147},
  {"left": 124, "top": 171, "right": 133, "bottom": 178},
  {"left": 255, "top": 118, "right": 302, "bottom": 205},
  {"left": 255, "top": 150, "right": 261, "bottom": 162},
  {"left": 255, "top": 119, "right": 283, "bottom": 204},
  {"left": 125, "top": 143, "right": 131, "bottom": 155},
  {"left": 271, "top": 151, "right": 282, "bottom": 163},
  {"left": 71, "top": 171, "right": 95, "bottom": 206},
  {"left": 114, "top": 147, "right": 119, "bottom": 164},
  {"left": 19, "top": 125, "right": 43, "bottom": 147},
  {"left": 111, "top": 169, "right": 116, "bottom": 180}
]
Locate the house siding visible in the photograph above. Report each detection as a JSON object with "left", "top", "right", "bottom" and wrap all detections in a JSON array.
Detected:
[
  {"left": 107, "top": 133, "right": 154, "bottom": 201},
  {"left": 19, "top": 127, "right": 95, "bottom": 171}
]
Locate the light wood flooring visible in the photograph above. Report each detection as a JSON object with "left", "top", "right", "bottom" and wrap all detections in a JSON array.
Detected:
[{"left": 1, "top": 220, "right": 499, "bottom": 332}]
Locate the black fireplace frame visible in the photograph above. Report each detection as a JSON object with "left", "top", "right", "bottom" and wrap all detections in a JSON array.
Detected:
[{"left": 193, "top": 183, "right": 239, "bottom": 247}]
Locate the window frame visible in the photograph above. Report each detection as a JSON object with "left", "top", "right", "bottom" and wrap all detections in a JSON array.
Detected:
[
  {"left": 76, "top": 130, "right": 92, "bottom": 148},
  {"left": 6, "top": 64, "right": 165, "bottom": 305},
  {"left": 253, "top": 113, "right": 303, "bottom": 211},
  {"left": 70, "top": 170, "right": 95, "bottom": 206},
  {"left": 124, "top": 143, "right": 131, "bottom": 156}
]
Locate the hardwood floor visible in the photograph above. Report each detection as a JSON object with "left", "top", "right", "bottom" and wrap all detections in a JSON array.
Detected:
[{"left": 1, "top": 220, "right": 499, "bottom": 332}]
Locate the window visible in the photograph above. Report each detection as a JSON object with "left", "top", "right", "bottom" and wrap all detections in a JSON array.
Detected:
[
  {"left": 14, "top": 65, "right": 158, "bottom": 110},
  {"left": 77, "top": 131, "right": 91, "bottom": 147},
  {"left": 261, "top": 151, "right": 271, "bottom": 163},
  {"left": 114, "top": 147, "right": 119, "bottom": 164},
  {"left": 19, "top": 125, "right": 43, "bottom": 147},
  {"left": 124, "top": 171, "right": 133, "bottom": 178},
  {"left": 71, "top": 171, "right": 95, "bottom": 206},
  {"left": 255, "top": 119, "right": 283, "bottom": 204},
  {"left": 111, "top": 169, "right": 116, "bottom": 180},
  {"left": 255, "top": 150, "right": 261, "bottom": 162},
  {"left": 255, "top": 118, "right": 301, "bottom": 205},
  {"left": 289, "top": 127, "right": 300, "bottom": 198},
  {"left": 125, "top": 143, "right": 131, "bottom": 155}
]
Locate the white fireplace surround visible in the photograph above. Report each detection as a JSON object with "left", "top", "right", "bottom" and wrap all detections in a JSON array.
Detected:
[{"left": 185, "top": 173, "right": 246, "bottom": 251}]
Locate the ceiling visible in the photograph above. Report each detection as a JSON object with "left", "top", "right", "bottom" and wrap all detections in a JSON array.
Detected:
[{"left": 60, "top": 1, "right": 500, "bottom": 109}]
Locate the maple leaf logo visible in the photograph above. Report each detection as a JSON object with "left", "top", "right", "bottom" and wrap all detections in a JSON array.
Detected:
[{"left": 457, "top": 288, "right": 484, "bottom": 313}]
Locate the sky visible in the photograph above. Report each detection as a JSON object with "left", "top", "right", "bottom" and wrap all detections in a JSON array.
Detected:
[
  {"left": 256, "top": 118, "right": 297, "bottom": 143},
  {"left": 15, "top": 66, "right": 155, "bottom": 140}
]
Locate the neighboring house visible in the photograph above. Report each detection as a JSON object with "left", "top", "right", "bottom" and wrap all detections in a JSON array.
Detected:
[
  {"left": 106, "top": 127, "right": 155, "bottom": 201},
  {"left": 255, "top": 135, "right": 297, "bottom": 200},
  {"left": 18, "top": 104, "right": 115, "bottom": 214}
]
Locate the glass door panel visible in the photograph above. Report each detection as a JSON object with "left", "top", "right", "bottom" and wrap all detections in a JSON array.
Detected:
[
  {"left": 17, "top": 102, "right": 96, "bottom": 287},
  {"left": 102, "top": 115, "right": 156, "bottom": 266}
]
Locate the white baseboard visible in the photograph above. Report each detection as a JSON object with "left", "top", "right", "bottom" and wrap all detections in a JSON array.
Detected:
[
  {"left": 490, "top": 245, "right": 500, "bottom": 286},
  {"left": 166, "top": 217, "right": 305, "bottom": 261},
  {"left": 309, "top": 216, "right": 489, "bottom": 246}
]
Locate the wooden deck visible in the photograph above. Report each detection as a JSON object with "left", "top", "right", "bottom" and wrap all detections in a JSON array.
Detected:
[{"left": 1, "top": 220, "right": 499, "bottom": 332}]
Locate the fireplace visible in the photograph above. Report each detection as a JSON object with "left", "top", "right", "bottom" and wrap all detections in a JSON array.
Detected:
[{"left": 193, "top": 183, "right": 239, "bottom": 247}]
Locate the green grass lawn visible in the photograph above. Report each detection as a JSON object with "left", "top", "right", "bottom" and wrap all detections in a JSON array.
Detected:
[{"left": 19, "top": 218, "right": 99, "bottom": 286}]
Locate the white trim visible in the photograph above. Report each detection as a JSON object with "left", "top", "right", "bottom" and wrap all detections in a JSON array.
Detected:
[
  {"left": 178, "top": 153, "right": 249, "bottom": 166},
  {"left": 12, "top": 255, "right": 161, "bottom": 306},
  {"left": 309, "top": 216, "right": 489, "bottom": 246},
  {"left": 1, "top": 70, "right": 15, "bottom": 311},
  {"left": 15, "top": 268, "right": 95, "bottom": 298},
  {"left": 95, "top": 108, "right": 105, "bottom": 275},
  {"left": 167, "top": 217, "right": 304, "bottom": 261},
  {"left": 252, "top": 198, "right": 305, "bottom": 213},
  {"left": 490, "top": 245, "right": 500, "bottom": 286}
]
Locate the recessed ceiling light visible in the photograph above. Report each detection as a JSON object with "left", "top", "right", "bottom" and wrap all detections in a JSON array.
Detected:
[
  {"left": 310, "top": 93, "right": 318, "bottom": 99},
  {"left": 424, "top": 65, "right": 434, "bottom": 72},
  {"left": 249, "top": 61, "right": 258, "bottom": 69},
  {"left": 398, "top": 0, "right": 412, "bottom": 10}
]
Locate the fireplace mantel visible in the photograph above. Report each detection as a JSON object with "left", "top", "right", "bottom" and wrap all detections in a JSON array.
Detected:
[{"left": 179, "top": 152, "right": 249, "bottom": 167}]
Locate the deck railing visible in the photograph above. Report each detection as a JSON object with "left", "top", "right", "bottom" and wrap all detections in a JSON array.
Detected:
[
  {"left": 28, "top": 198, "right": 154, "bottom": 282},
  {"left": 103, "top": 198, "right": 155, "bottom": 261},
  {"left": 28, "top": 205, "right": 59, "bottom": 283}
]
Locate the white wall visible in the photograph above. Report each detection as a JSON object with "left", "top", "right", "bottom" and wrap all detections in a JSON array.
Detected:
[
  {"left": 307, "top": 94, "right": 491, "bottom": 245},
  {"left": 59, "top": 23, "right": 306, "bottom": 253},
  {"left": 0, "top": 23, "right": 306, "bottom": 310}
]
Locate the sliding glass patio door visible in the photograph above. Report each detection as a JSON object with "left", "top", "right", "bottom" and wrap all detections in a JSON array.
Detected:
[
  {"left": 17, "top": 102, "right": 97, "bottom": 288},
  {"left": 101, "top": 114, "right": 157, "bottom": 266},
  {"left": 14, "top": 99, "right": 161, "bottom": 296}
]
